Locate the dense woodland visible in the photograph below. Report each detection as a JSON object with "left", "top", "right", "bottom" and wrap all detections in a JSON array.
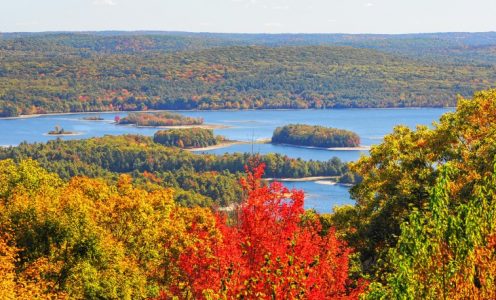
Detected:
[
  {"left": 1, "top": 89, "right": 496, "bottom": 298},
  {"left": 153, "top": 128, "right": 221, "bottom": 148},
  {"left": 117, "top": 112, "right": 204, "bottom": 127},
  {"left": 0, "top": 135, "right": 349, "bottom": 207},
  {"left": 2, "top": 32, "right": 496, "bottom": 116},
  {"left": 272, "top": 124, "right": 361, "bottom": 148}
]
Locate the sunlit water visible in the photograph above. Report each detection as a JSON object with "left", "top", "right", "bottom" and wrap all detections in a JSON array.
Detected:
[{"left": 0, "top": 108, "right": 451, "bottom": 213}]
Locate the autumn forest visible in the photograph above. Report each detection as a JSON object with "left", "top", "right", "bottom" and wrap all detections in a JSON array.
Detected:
[{"left": 1, "top": 30, "right": 496, "bottom": 299}]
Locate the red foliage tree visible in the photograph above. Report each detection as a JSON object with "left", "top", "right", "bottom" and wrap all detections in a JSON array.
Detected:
[{"left": 164, "top": 163, "right": 364, "bottom": 299}]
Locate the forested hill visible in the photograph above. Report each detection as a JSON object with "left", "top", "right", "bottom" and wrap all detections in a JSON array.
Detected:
[
  {"left": 1, "top": 32, "right": 496, "bottom": 116},
  {"left": 3, "top": 31, "right": 496, "bottom": 61}
]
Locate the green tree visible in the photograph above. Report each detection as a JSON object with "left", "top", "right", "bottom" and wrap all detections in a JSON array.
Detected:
[{"left": 365, "top": 163, "right": 496, "bottom": 299}]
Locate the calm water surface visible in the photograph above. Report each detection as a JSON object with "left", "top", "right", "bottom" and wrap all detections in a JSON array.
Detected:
[{"left": 0, "top": 108, "right": 451, "bottom": 213}]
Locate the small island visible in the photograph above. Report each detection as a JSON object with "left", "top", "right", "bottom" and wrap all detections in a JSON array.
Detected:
[
  {"left": 117, "top": 112, "right": 204, "bottom": 127},
  {"left": 82, "top": 115, "right": 104, "bottom": 121},
  {"left": 153, "top": 128, "right": 225, "bottom": 149},
  {"left": 47, "top": 125, "right": 80, "bottom": 136},
  {"left": 271, "top": 124, "right": 360, "bottom": 148}
]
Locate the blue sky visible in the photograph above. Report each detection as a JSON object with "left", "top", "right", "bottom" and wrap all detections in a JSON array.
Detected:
[{"left": 2, "top": 0, "right": 496, "bottom": 34}]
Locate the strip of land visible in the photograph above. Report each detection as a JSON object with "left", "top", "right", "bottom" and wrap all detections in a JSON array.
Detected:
[
  {"left": 264, "top": 176, "right": 339, "bottom": 182},
  {"left": 141, "top": 124, "right": 230, "bottom": 130},
  {"left": 43, "top": 132, "right": 84, "bottom": 137},
  {"left": 273, "top": 143, "right": 371, "bottom": 151},
  {"left": 188, "top": 138, "right": 270, "bottom": 152}
]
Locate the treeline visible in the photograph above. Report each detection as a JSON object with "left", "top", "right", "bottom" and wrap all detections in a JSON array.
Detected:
[
  {"left": 153, "top": 128, "right": 221, "bottom": 148},
  {"left": 2, "top": 34, "right": 496, "bottom": 116},
  {"left": 272, "top": 124, "right": 360, "bottom": 148},
  {"left": 0, "top": 135, "right": 349, "bottom": 206},
  {"left": 117, "top": 112, "right": 203, "bottom": 126}
]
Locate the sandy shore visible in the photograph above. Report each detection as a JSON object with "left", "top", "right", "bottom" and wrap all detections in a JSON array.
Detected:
[
  {"left": 273, "top": 143, "right": 371, "bottom": 151},
  {"left": 188, "top": 141, "right": 246, "bottom": 151},
  {"left": 314, "top": 180, "right": 337, "bottom": 185},
  {"left": 264, "top": 176, "right": 339, "bottom": 182},
  {"left": 189, "top": 138, "right": 270, "bottom": 152},
  {"left": 147, "top": 123, "right": 230, "bottom": 130},
  {"left": 43, "top": 132, "right": 84, "bottom": 137},
  {"left": 327, "top": 146, "right": 371, "bottom": 151}
]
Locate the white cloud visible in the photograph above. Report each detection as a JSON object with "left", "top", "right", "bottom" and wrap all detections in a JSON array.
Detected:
[
  {"left": 364, "top": 2, "right": 374, "bottom": 7},
  {"left": 93, "top": 0, "right": 117, "bottom": 6}
]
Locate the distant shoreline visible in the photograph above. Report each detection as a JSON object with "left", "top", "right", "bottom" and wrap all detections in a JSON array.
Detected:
[
  {"left": 132, "top": 123, "right": 230, "bottom": 130},
  {"left": 0, "top": 107, "right": 454, "bottom": 120}
]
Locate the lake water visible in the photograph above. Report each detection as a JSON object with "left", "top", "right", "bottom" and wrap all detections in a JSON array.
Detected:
[{"left": 0, "top": 108, "right": 451, "bottom": 213}]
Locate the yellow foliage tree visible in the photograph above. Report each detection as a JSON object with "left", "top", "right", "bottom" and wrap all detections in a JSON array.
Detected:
[{"left": 0, "top": 159, "right": 219, "bottom": 299}]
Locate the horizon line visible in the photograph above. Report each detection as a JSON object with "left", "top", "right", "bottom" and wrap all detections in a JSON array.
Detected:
[{"left": 1, "top": 29, "right": 496, "bottom": 36}]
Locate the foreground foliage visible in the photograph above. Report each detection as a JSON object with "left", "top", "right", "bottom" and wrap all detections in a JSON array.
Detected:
[
  {"left": 315, "top": 89, "right": 496, "bottom": 298},
  {"left": 365, "top": 165, "right": 496, "bottom": 299},
  {"left": 165, "top": 163, "right": 365, "bottom": 299},
  {"left": 335, "top": 90, "right": 496, "bottom": 270},
  {"left": 0, "top": 159, "right": 360, "bottom": 299}
]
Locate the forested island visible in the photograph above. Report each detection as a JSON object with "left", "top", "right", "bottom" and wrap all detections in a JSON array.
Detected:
[
  {"left": 272, "top": 124, "right": 360, "bottom": 148},
  {"left": 153, "top": 128, "right": 223, "bottom": 148},
  {"left": 1, "top": 32, "right": 496, "bottom": 117},
  {"left": 116, "top": 112, "right": 203, "bottom": 127},
  {"left": 82, "top": 115, "right": 104, "bottom": 121},
  {"left": 47, "top": 126, "right": 77, "bottom": 136}
]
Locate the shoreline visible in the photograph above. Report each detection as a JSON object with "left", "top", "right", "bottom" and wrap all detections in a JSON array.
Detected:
[
  {"left": 264, "top": 176, "right": 354, "bottom": 188},
  {"left": 188, "top": 141, "right": 246, "bottom": 151},
  {"left": 189, "top": 139, "right": 369, "bottom": 152},
  {"left": 137, "top": 123, "right": 230, "bottom": 130},
  {"left": 43, "top": 132, "right": 84, "bottom": 137},
  {"left": 264, "top": 176, "right": 339, "bottom": 182},
  {"left": 188, "top": 138, "right": 270, "bottom": 152},
  {"left": 0, "top": 107, "right": 454, "bottom": 120},
  {"left": 273, "top": 143, "right": 371, "bottom": 151}
]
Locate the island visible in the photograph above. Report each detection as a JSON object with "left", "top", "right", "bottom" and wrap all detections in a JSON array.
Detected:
[
  {"left": 271, "top": 124, "right": 360, "bottom": 148},
  {"left": 117, "top": 112, "right": 204, "bottom": 127},
  {"left": 82, "top": 115, "right": 104, "bottom": 121},
  {"left": 153, "top": 128, "right": 225, "bottom": 149},
  {"left": 47, "top": 126, "right": 79, "bottom": 136}
]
